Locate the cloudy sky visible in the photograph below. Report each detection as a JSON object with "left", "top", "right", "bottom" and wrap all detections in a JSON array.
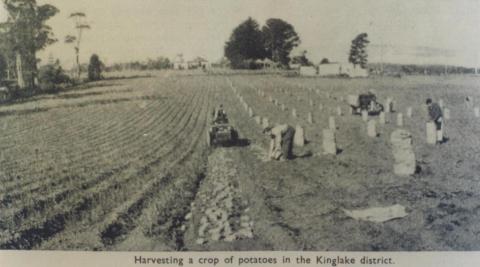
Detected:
[{"left": 2, "top": 0, "right": 480, "bottom": 68}]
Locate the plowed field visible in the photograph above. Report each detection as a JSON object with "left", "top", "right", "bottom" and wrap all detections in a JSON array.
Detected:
[{"left": 1, "top": 72, "right": 480, "bottom": 250}]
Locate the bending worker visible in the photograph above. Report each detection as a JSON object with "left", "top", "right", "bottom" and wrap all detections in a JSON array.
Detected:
[
  {"left": 426, "top": 98, "right": 444, "bottom": 144},
  {"left": 263, "top": 124, "right": 296, "bottom": 161}
]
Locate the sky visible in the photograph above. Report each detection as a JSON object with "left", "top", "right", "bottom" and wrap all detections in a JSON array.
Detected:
[{"left": 1, "top": 0, "right": 480, "bottom": 68}]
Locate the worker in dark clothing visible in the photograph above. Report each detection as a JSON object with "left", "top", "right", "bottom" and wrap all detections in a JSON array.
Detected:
[
  {"left": 212, "top": 104, "right": 228, "bottom": 124},
  {"left": 426, "top": 98, "right": 444, "bottom": 144},
  {"left": 465, "top": 96, "right": 472, "bottom": 108},
  {"left": 263, "top": 124, "right": 296, "bottom": 161}
]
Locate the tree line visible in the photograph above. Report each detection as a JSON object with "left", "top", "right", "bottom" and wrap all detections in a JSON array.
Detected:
[
  {"left": 224, "top": 17, "right": 371, "bottom": 70},
  {"left": 0, "top": 2, "right": 476, "bottom": 96},
  {"left": 104, "top": 57, "right": 171, "bottom": 72},
  {"left": 0, "top": 0, "right": 59, "bottom": 90},
  {"left": 369, "top": 63, "right": 478, "bottom": 76},
  {"left": 224, "top": 17, "right": 301, "bottom": 69},
  {"left": 0, "top": 0, "right": 107, "bottom": 95}
]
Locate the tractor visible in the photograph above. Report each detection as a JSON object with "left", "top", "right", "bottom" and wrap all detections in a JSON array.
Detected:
[
  {"left": 348, "top": 92, "right": 384, "bottom": 115},
  {"left": 206, "top": 108, "right": 238, "bottom": 147}
]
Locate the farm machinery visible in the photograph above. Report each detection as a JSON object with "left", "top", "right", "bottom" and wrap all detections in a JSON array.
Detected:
[
  {"left": 207, "top": 108, "right": 238, "bottom": 147},
  {"left": 348, "top": 92, "right": 384, "bottom": 115}
]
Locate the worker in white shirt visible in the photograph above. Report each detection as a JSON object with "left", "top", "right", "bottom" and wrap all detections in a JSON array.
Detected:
[{"left": 263, "top": 124, "right": 296, "bottom": 161}]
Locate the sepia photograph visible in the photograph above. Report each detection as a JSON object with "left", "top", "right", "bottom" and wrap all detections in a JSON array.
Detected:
[{"left": 0, "top": 0, "right": 480, "bottom": 256}]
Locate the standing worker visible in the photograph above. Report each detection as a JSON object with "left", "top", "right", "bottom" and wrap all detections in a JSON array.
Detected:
[
  {"left": 426, "top": 98, "right": 444, "bottom": 144},
  {"left": 263, "top": 124, "right": 296, "bottom": 161}
]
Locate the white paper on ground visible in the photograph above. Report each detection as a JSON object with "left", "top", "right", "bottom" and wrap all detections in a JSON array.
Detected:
[{"left": 343, "top": 204, "right": 408, "bottom": 223}]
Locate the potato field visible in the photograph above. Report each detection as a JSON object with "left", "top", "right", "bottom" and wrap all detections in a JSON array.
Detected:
[{"left": 1, "top": 72, "right": 480, "bottom": 251}]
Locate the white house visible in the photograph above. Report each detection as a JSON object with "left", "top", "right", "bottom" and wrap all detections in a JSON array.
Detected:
[
  {"left": 188, "top": 57, "right": 210, "bottom": 69},
  {"left": 173, "top": 54, "right": 188, "bottom": 70},
  {"left": 255, "top": 58, "right": 276, "bottom": 69}
]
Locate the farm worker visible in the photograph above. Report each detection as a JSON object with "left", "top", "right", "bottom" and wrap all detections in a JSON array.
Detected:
[
  {"left": 426, "top": 98, "right": 444, "bottom": 144},
  {"left": 465, "top": 96, "right": 473, "bottom": 108},
  {"left": 212, "top": 104, "right": 228, "bottom": 124},
  {"left": 263, "top": 124, "right": 296, "bottom": 161}
]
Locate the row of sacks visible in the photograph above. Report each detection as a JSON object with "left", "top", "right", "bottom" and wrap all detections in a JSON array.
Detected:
[
  {"left": 247, "top": 92, "right": 342, "bottom": 156},
  {"left": 241, "top": 87, "right": 477, "bottom": 177},
  {"left": 253, "top": 115, "right": 338, "bottom": 155},
  {"left": 241, "top": 89, "right": 417, "bottom": 176},
  {"left": 252, "top": 115, "right": 417, "bottom": 176}
]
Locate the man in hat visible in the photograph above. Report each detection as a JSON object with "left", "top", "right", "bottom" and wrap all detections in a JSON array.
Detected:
[
  {"left": 212, "top": 104, "right": 228, "bottom": 124},
  {"left": 426, "top": 98, "right": 444, "bottom": 144},
  {"left": 263, "top": 124, "right": 296, "bottom": 161}
]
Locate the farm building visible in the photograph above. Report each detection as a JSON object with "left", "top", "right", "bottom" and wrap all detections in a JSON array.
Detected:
[
  {"left": 188, "top": 57, "right": 210, "bottom": 69},
  {"left": 341, "top": 63, "right": 369, "bottom": 77},
  {"left": 173, "top": 54, "right": 188, "bottom": 70},
  {"left": 299, "top": 66, "right": 317, "bottom": 76},
  {"left": 319, "top": 63, "right": 342, "bottom": 76},
  {"left": 255, "top": 58, "right": 277, "bottom": 69},
  {"left": 318, "top": 62, "right": 369, "bottom": 77}
]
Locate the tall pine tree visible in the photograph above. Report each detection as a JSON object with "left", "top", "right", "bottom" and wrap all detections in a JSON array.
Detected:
[
  {"left": 224, "top": 17, "right": 266, "bottom": 69},
  {"left": 262, "top": 18, "right": 300, "bottom": 66},
  {"left": 348, "top": 33, "right": 369, "bottom": 69}
]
